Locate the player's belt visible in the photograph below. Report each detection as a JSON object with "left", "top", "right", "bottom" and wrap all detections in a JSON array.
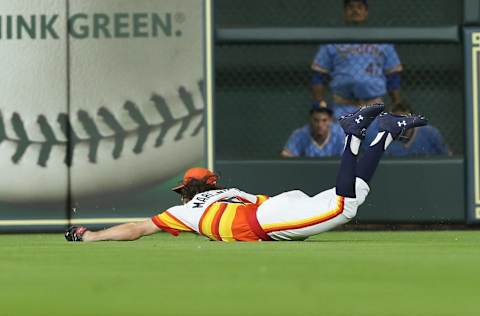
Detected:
[{"left": 244, "top": 205, "right": 273, "bottom": 241}]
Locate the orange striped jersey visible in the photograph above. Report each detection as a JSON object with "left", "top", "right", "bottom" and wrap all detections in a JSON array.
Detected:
[{"left": 151, "top": 189, "right": 269, "bottom": 242}]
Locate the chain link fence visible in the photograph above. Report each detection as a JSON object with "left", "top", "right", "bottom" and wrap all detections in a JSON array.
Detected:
[
  {"left": 216, "top": 43, "right": 463, "bottom": 159},
  {"left": 215, "top": 1, "right": 464, "bottom": 160}
]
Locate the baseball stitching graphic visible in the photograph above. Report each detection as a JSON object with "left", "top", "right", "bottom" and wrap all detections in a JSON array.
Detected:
[
  {"left": 0, "top": 84, "right": 204, "bottom": 167},
  {"left": 0, "top": 0, "right": 206, "bottom": 203}
]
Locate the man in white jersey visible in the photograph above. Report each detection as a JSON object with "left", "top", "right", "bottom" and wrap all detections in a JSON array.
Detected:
[{"left": 65, "top": 104, "right": 427, "bottom": 242}]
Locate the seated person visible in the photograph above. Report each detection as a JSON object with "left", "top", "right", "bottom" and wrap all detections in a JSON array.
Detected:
[
  {"left": 364, "top": 102, "right": 451, "bottom": 157},
  {"left": 282, "top": 104, "right": 344, "bottom": 158}
]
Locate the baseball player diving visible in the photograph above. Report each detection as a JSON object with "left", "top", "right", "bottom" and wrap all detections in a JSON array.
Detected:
[{"left": 65, "top": 105, "right": 426, "bottom": 242}]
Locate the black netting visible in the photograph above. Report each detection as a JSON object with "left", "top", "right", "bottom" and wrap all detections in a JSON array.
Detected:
[
  {"left": 215, "top": 43, "right": 464, "bottom": 159},
  {"left": 216, "top": 0, "right": 463, "bottom": 28}
]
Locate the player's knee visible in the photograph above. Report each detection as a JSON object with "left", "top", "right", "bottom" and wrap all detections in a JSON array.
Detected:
[
  {"left": 355, "top": 178, "right": 370, "bottom": 207},
  {"left": 350, "top": 206, "right": 358, "bottom": 219},
  {"left": 343, "top": 202, "right": 358, "bottom": 219}
]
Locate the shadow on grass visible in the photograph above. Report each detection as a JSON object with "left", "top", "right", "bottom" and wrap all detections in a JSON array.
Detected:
[{"left": 305, "top": 239, "right": 380, "bottom": 243}]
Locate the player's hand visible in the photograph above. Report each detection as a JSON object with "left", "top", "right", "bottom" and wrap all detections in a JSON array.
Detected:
[{"left": 65, "top": 226, "right": 88, "bottom": 242}]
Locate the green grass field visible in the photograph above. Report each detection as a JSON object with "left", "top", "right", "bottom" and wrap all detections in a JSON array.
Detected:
[{"left": 1, "top": 231, "right": 479, "bottom": 316}]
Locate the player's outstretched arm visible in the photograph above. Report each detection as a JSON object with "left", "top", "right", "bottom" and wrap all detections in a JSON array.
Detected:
[{"left": 66, "top": 220, "right": 160, "bottom": 242}]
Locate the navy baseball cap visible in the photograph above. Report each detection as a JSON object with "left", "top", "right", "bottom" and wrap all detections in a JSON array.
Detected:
[
  {"left": 344, "top": 0, "right": 368, "bottom": 7},
  {"left": 310, "top": 102, "right": 333, "bottom": 116}
]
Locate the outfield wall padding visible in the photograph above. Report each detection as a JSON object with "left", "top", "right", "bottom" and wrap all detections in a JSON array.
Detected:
[{"left": 216, "top": 159, "right": 465, "bottom": 223}]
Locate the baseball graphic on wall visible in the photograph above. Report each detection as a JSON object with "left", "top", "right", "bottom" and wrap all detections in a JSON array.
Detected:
[{"left": 0, "top": 0, "right": 206, "bottom": 203}]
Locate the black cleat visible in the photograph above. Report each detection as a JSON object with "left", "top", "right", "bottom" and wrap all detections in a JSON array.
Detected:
[
  {"left": 339, "top": 103, "right": 385, "bottom": 138},
  {"left": 378, "top": 112, "right": 428, "bottom": 139},
  {"left": 65, "top": 226, "right": 88, "bottom": 242}
]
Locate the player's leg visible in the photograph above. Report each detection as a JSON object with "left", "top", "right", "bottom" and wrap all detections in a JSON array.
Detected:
[
  {"left": 257, "top": 105, "right": 385, "bottom": 241},
  {"left": 335, "top": 104, "right": 385, "bottom": 198},
  {"left": 259, "top": 108, "right": 428, "bottom": 241},
  {"left": 65, "top": 220, "right": 160, "bottom": 242},
  {"left": 356, "top": 112, "right": 428, "bottom": 184}
]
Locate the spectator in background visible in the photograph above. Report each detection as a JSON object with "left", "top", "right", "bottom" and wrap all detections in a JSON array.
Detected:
[
  {"left": 282, "top": 103, "right": 344, "bottom": 158},
  {"left": 311, "top": 0, "right": 403, "bottom": 118},
  {"left": 364, "top": 102, "right": 451, "bottom": 157}
]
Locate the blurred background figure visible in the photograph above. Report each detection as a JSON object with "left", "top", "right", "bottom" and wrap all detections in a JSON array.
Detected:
[
  {"left": 364, "top": 102, "right": 451, "bottom": 157},
  {"left": 311, "top": 0, "right": 403, "bottom": 118},
  {"left": 282, "top": 103, "right": 344, "bottom": 157}
]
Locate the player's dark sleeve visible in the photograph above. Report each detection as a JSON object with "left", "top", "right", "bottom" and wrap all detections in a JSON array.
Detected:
[
  {"left": 312, "top": 72, "right": 330, "bottom": 86},
  {"left": 386, "top": 72, "right": 401, "bottom": 91}
]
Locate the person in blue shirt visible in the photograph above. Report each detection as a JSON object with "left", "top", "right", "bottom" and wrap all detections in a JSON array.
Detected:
[
  {"left": 364, "top": 102, "right": 451, "bottom": 157},
  {"left": 282, "top": 104, "right": 345, "bottom": 158},
  {"left": 311, "top": 0, "right": 403, "bottom": 118}
]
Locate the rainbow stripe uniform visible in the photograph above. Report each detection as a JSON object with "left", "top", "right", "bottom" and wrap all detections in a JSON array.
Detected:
[{"left": 152, "top": 181, "right": 369, "bottom": 242}]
